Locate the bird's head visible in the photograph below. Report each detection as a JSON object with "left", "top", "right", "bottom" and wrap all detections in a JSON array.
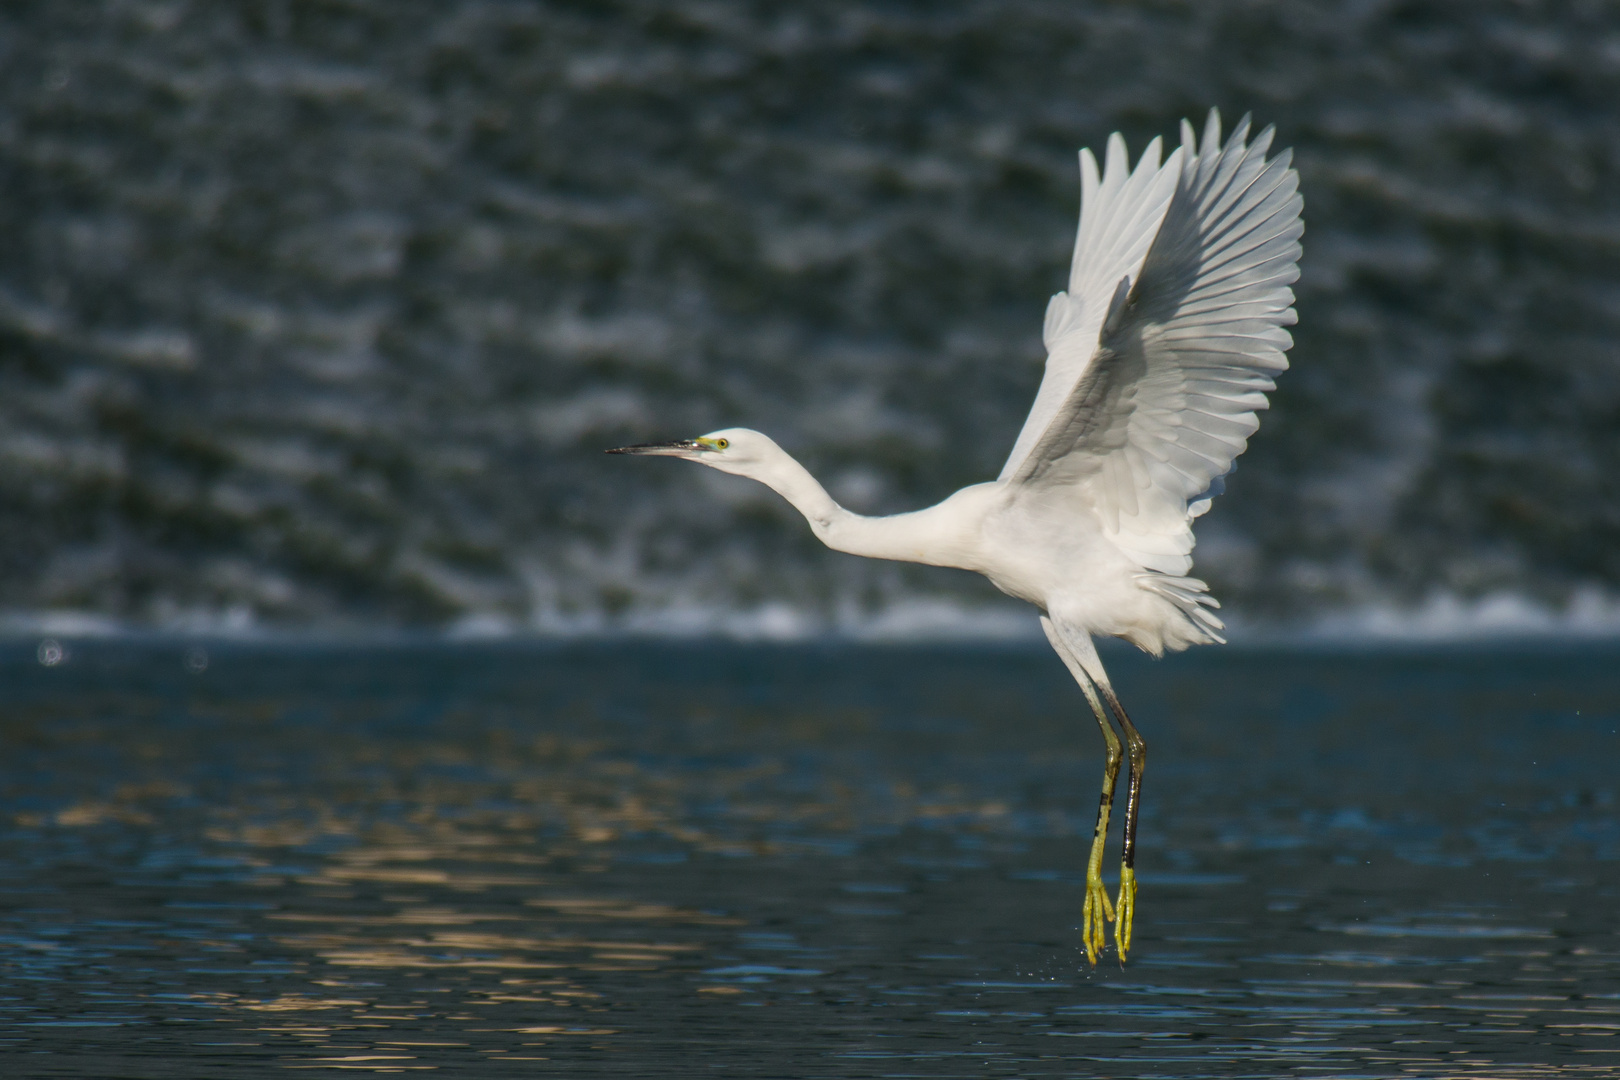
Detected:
[{"left": 606, "top": 427, "right": 781, "bottom": 478}]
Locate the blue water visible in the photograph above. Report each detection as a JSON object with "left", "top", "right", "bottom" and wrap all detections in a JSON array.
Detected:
[{"left": 1, "top": 640, "right": 1616, "bottom": 1076}]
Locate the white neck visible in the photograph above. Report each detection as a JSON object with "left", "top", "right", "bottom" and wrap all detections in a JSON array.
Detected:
[
  {"left": 736, "top": 447, "right": 972, "bottom": 569},
  {"left": 745, "top": 450, "right": 844, "bottom": 531}
]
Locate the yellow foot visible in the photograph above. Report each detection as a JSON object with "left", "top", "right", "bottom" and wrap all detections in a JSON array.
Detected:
[
  {"left": 1114, "top": 865, "right": 1138, "bottom": 962},
  {"left": 1081, "top": 872, "right": 1115, "bottom": 966}
]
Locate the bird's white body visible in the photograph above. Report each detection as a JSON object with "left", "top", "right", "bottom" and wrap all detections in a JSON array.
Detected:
[
  {"left": 611, "top": 111, "right": 1303, "bottom": 962},
  {"left": 721, "top": 455, "right": 1191, "bottom": 654}
]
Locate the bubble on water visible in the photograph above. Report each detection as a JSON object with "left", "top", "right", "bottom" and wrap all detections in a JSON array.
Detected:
[
  {"left": 36, "top": 638, "right": 65, "bottom": 667},
  {"left": 184, "top": 647, "right": 209, "bottom": 673}
]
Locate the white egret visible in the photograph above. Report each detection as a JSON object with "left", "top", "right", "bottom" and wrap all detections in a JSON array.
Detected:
[{"left": 609, "top": 111, "right": 1303, "bottom": 964}]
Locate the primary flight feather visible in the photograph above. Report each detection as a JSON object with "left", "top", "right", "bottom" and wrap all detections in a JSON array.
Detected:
[{"left": 610, "top": 110, "right": 1303, "bottom": 964}]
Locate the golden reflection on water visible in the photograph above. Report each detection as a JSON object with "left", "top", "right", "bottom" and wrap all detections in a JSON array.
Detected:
[
  {"left": 176, "top": 751, "right": 1616, "bottom": 1075},
  {"left": 135, "top": 732, "right": 773, "bottom": 1070},
  {"left": 7, "top": 644, "right": 1620, "bottom": 1077}
]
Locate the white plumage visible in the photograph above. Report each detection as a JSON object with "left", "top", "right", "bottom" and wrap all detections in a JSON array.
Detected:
[{"left": 610, "top": 111, "right": 1303, "bottom": 963}]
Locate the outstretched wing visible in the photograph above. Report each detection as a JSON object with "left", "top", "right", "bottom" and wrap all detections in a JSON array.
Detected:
[
  {"left": 999, "top": 133, "right": 1184, "bottom": 481},
  {"left": 1005, "top": 112, "right": 1303, "bottom": 577}
]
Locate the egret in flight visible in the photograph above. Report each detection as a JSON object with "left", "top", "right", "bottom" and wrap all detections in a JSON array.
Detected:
[{"left": 610, "top": 111, "right": 1302, "bottom": 964}]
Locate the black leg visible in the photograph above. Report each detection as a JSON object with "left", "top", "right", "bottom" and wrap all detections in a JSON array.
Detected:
[{"left": 1100, "top": 684, "right": 1144, "bottom": 959}]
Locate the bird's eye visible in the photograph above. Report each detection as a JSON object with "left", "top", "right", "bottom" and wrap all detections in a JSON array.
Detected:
[{"left": 716, "top": 438, "right": 729, "bottom": 449}]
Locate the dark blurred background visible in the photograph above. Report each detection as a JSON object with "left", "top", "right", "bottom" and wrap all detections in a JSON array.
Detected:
[{"left": 1, "top": 0, "right": 1617, "bottom": 635}]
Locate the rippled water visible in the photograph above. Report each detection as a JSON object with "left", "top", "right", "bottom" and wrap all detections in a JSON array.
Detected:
[{"left": 1, "top": 640, "right": 1617, "bottom": 1076}]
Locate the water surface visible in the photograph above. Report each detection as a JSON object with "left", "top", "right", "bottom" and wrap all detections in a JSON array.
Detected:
[{"left": 1, "top": 641, "right": 1616, "bottom": 1076}]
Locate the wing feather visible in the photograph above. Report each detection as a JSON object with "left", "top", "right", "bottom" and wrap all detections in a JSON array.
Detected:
[
  {"left": 1005, "top": 110, "right": 1304, "bottom": 579},
  {"left": 998, "top": 134, "right": 1185, "bottom": 481}
]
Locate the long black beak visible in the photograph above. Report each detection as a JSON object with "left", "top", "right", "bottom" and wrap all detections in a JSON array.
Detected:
[{"left": 605, "top": 440, "right": 710, "bottom": 456}]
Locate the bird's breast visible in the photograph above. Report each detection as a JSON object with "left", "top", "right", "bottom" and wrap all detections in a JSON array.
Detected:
[{"left": 972, "top": 495, "right": 1124, "bottom": 611}]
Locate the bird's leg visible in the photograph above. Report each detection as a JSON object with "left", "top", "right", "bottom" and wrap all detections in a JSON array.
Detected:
[
  {"left": 1080, "top": 676, "right": 1124, "bottom": 966},
  {"left": 1101, "top": 684, "right": 1145, "bottom": 962},
  {"left": 1039, "top": 616, "right": 1123, "bottom": 966}
]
